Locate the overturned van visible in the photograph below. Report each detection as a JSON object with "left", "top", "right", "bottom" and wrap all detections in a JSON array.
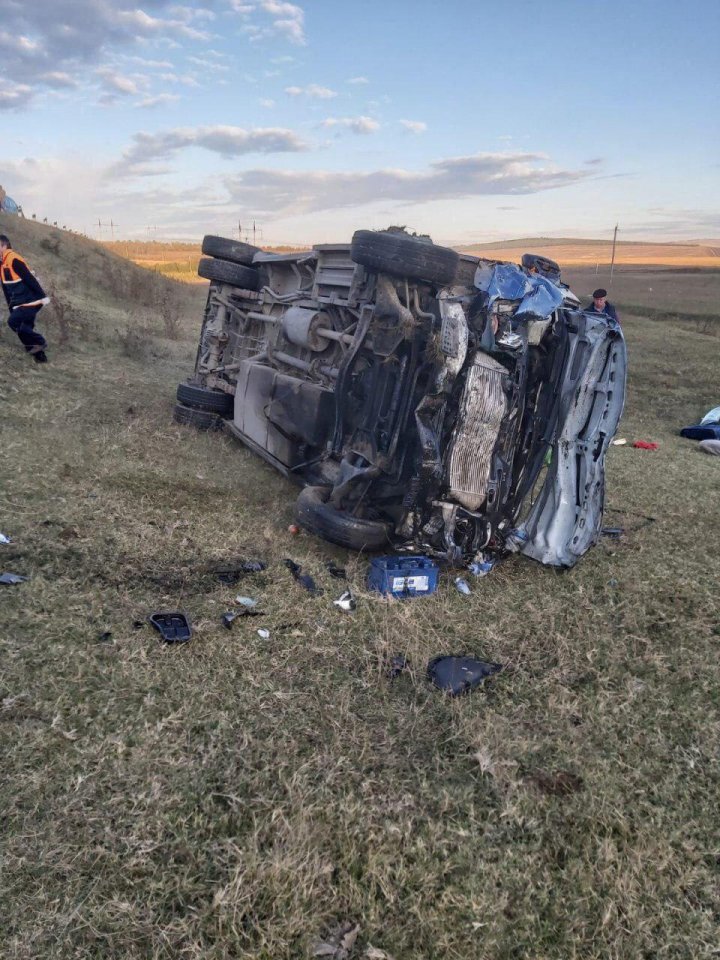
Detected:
[{"left": 175, "top": 229, "right": 626, "bottom": 567}]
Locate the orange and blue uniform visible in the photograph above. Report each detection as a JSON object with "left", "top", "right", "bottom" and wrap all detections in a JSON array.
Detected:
[{"left": 1, "top": 247, "right": 48, "bottom": 353}]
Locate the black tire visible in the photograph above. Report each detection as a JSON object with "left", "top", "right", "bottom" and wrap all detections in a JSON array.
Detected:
[
  {"left": 198, "top": 257, "right": 261, "bottom": 290},
  {"left": 176, "top": 382, "right": 233, "bottom": 415},
  {"left": 296, "top": 485, "right": 392, "bottom": 552},
  {"left": 350, "top": 230, "right": 459, "bottom": 287},
  {"left": 173, "top": 402, "right": 224, "bottom": 431},
  {"left": 521, "top": 253, "right": 561, "bottom": 282},
  {"left": 201, "top": 235, "right": 262, "bottom": 266}
]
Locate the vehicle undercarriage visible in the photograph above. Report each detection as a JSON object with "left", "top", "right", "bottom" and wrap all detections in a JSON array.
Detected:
[{"left": 175, "top": 230, "right": 627, "bottom": 568}]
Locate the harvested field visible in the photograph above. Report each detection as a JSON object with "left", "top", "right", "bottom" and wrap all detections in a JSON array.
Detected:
[{"left": 2, "top": 213, "right": 719, "bottom": 959}]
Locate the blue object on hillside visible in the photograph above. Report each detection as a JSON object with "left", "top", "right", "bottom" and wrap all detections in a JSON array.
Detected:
[
  {"left": 367, "top": 555, "right": 439, "bottom": 598},
  {"left": 680, "top": 424, "right": 720, "bottom": 441}
]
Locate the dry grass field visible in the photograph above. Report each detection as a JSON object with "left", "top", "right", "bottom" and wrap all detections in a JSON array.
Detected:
[
  {"left": 107, "top": 236, "right": 720, "bottom": 286},
  {"left": 2, "top": 214, "right": 719, "bottom": 959}
]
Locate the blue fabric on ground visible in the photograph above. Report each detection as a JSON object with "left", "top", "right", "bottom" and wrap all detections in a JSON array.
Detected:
[{"left": 680, "top": 424, "right": 720, "bottom": 441}]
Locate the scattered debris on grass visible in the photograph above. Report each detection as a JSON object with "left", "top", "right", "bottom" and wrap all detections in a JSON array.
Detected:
[
  {"left": 633, "top": 440, "right": 659, "bottom": 450},
  {"left": 313, "top": 922, "right": 361, "bottom": 959},
  {"left": 333, "top": 589, "right": 356, "bottom": 612},
  {"left": 284, "top": 558, "right": 321, "bottom": 594},
  {"left": 326, "top": 561, "right": 347, "bottom": 580},
  {"left": 454, "top": 576, "right": 471, "bottom": 596},
  {"left": 365, "top": 947, "right": 396, "bottom": 960},
  {"left": 257, "top": 628, "right": 270, "bottom": 639},
  {"left": 427, "top": 655, "right": 502, "bottom": 696},
  {"left": 387, "top": 654, "right": 409, "bottom": 681},
  {"left": 601, "top": 526, "right": 625, "bottom": 537},
  {"left": 0, "top": 532, "right": 11, "bottom": 544},
  {"left": 469, "top": 556, "right": 495, "bottom": 577},
  {"left": 148, "top": 612, "right": 192, "bottom": 643},
  {"left": 223, "top": 607, "right": 262, "bottom": 628},
  {"left": 97, "top": 630, "right": 113, "bottom": 643},
  {"left": 216, "top": 559, "right": 266, "bottom": 584},
  {"left": 0, "top": 572, "right": 27, "bottom": 585},
  {"left": 612, "top": 437, "right": 627, "bottom": 446},
  {"left": 234, "top": 595, "right": 258, "bottom": 608},
  {"left": 288, "top": 523, "right": 300, "bottom": 535}
]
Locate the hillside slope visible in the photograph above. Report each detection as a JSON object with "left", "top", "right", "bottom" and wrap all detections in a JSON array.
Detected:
[{"left": 0, "top": 214, "right": 205, "bottom": 349}]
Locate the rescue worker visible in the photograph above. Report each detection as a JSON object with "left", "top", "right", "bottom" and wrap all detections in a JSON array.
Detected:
[
  {"left": 0, "top": 234, "right": 50, "bottom": 363},
  {"left": 587, "top": 287, "right": 620, "bottom": 324}
]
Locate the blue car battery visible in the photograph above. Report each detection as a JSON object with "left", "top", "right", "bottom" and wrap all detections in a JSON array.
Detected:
[{"left": 367, "top": 555, "right": 439, "bottom": 598}]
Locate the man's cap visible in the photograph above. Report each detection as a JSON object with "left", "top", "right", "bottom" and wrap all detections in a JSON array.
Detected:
[{"left": 593, "top": 288, "right": 607, "bottom": 298}]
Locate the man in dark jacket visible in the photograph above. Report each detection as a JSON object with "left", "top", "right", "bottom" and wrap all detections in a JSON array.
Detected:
[
  {"left": 586, "top": 287, "right": 620, "bottom": 324},
  {"left": 1, "top": 234, "right": 50, "bottom": 363}
]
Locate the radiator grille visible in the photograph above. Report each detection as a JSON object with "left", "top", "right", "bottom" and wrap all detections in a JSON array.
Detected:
[{"left": 446, "top": 352, "right": 508, "bottom": 510}]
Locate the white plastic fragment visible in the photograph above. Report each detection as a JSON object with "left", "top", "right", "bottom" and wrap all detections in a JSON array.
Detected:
[
  {"left": 454, "top": 576, "right": 471, "bottom": 595},
  {"left": 257, "top": 628, "right": 270, "bottom": 639},
  {"left": 235, "top": 596, "right": 257, "bottom": 607},
  {"left": 612, "top": 438, "right": 627, "bottom": 446},
  {"left": 333, "top": 589, "right": 356, "bottom": 612},
  {"left": 0, "top": 533, "right": 11, "bottom": 545},
  {"left": 0, "top": 572, "right": 27, "bottom": 585}
]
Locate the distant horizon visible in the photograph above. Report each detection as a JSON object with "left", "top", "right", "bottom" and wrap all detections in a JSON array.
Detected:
[{"left": 94, "top": 232, "right": 720, "bottom": 249}]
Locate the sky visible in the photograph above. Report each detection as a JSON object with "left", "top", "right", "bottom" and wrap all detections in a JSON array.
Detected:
[{"left": 1, "top": 0, "right": 719, "bottom": 245}]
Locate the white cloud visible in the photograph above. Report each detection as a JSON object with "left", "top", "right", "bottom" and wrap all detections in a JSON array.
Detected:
[
  {"left": 116, "top": 9, "right": 210, "bottom": 41},
  {"left": 347, "top": 76, "right": 369, "bottom": 85},
  {"left": 160, "top": 72, "right": 200, "bottom": 87},
  {"left": 187, "top": 55, "right": 229, "bottom": 71},
  {"left": 400, "top": 119, "right": 427, "bottom": 134},
  {"left": 136, "top": 93, "right": 181, "bottom": 109},
  {"left": 113, "top": 124, "right": 309, "bottom": 174},
  {"left": 96, "top": 69, "right": 144, "bottom": 96},
  {"left": 125, "top": 56, "right": 174, "bottom": 70},
  {"left": 229, "top": 0, "right": 306, "bottom": 45},
  {"left": 223, "top": 152, "right": 592, "bottom": 215},
  {"left": 260, "top": 98, "right": 276, "bottom": 108},
  {"left": 321, "top": 116, "right": 380, "bottom": 135},
  {"left": 0, "top": 1, "right": 275, "bottom": 108},
  {"left": 0, "top": 84, "right": 32, "bottom": 109},
  {"left": 285, "top": 83, "right": 337, "bottom": 99},
  {"left": 38, "top": 72, "right": 77, "bottom": 89}
]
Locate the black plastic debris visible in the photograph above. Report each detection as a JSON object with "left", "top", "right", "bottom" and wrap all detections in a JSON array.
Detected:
[
  {"left": 148, "top": 612, "right": 192, "bottom": 643},
  {"left": 97, "top": 631, "right": 113, "bottom": 644},
  {"left": 284, "top": 558, "right": 321, "bottom": 594},
  {"left": 223, "top": 607, "right": 262, "bottom": 628},
  {"left": 0, "top": 572, "right": 27, "bottom": 585},
  {"left": 427, "top": 656, "right": 502, "bottom": 696},
  {"left": 132, "top": 619, "right": 145, "bottom": 630},
  {"left": 388, "top": 653, "right": 409, "bottom": 681},
  {"left": 216, "top": 560, "right": 266, "bottom": 584},
  {"left": 326, "top": 561, "right": 347, "bottom": 580},
  {"left": 601, "top": 526, "right": 625, "bottom": 537}
]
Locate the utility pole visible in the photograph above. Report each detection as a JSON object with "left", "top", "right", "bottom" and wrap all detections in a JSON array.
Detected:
[{"left": 609, "top": 223, "right": 619, "bottom": 286}]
